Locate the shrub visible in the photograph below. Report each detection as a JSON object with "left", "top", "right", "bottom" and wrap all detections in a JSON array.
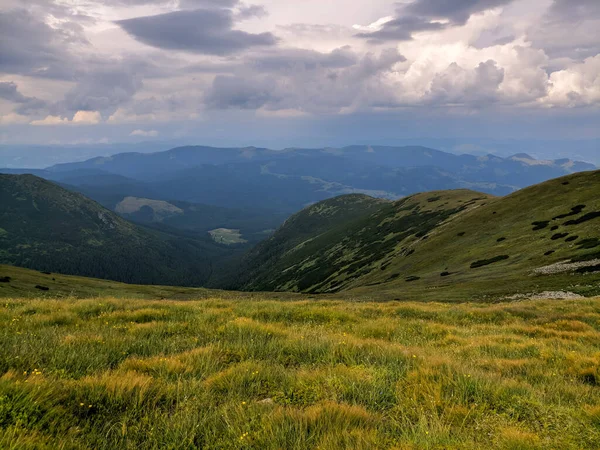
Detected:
[
  {"left": 577, "top": 238, "right": 600, "bottom": 249},
  {"left": 531, "top": 221, "right": 549, "bottom": 231},
  {"left": 551, "top": 233, "right": 569, "bottom": 240},
  {"left": 565, "top": 212, "right": 600, "bottom": 226},
  {"left": 576, "top": 264, "right": 600, "bottom": 274},
  {"left": 470, "top": 255, "right": 509, "bottom": 269},
  {"left": 553, "top": 205, "right": 586, "bottom": 220},
  {"left": 405, "top": 276, "right": 421, "bottom": 282}
]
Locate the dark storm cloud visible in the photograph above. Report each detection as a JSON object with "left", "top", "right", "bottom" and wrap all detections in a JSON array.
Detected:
[
  {"left": 205, "top": 48, "right": 407, "bottom": 113},
  {"left": 100, "top": 0, "right": 238, "bottom": 7},
  {"left": 404, "top": 0, "right": 515, "bottom": 25},
  {"left": 0, "top": 9, "right": 82, "bottom": 79},
  {"left": 63, "top": 69, "right": 143, "bottom": 113},
  {"left": 205, "top": 74, "right": 276, "bottom": 109},
  {"left": 0, "top": 82, "right": 33, "bottom": 103},
  {"left": 528, "top": 0, "right": 600, "bottom": 60},
  {"left": 546, "top": 0, "right": 600, "bottom": 21},
  {"left": 235, "top": 4, "right": 268, "bottom": 20},
  {"left": 0, "top": 82, "right": 47, "bottom": 114},
  {"left": 117, "top": 8, "right": 278, "bottom": 55},
  {"left": 250, "top": 47, "right": 358, "bottom": 72},
  {"left": 356, "top": 0, "right": 515, "bottom": 42}
]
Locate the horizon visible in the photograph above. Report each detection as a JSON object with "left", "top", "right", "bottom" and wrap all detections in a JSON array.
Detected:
[{"left": 2, "top": 139, "right": 599, "bottom": 169}]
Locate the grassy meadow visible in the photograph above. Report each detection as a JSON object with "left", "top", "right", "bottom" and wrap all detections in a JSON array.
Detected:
[{"left": 2, "top": 296, "right": 600, "bottom": 449}]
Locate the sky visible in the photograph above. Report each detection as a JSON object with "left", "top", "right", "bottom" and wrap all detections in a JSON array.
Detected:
[{"left": 0, "top": 0, "right": 599, "bottom": 150}]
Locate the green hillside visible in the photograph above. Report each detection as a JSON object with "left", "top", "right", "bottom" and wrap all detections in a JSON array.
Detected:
[
  {"left": 0, "top": 264, "right": 301, "bottom": 301},
  {"left": 237, "top": 171, "right": 600, "bottom": 300},
  {"left": 353, "top": 170, "right": 600, "bottom": 300},
  {"left": 234, "top": 191, "right": 490, "bottom": 293},
  {"left": 0, "top": 175, "right": 228, "bottom": 287}
]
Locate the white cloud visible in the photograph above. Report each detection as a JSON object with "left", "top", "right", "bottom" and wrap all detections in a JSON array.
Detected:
[
  {"left": 0, "top": 113, "right": 30, "bottom": 125},
  {"left": 30, "top": 111, "right": 102, "bottom": 126},
  {"left": 72, "top": 110, "right": 102, "bottom": 124},
  {"left": 130, "top": 129, "right": 159, "bottom": 137},
  {"left": 30, "top": 115, "right": 71, "bottom": 126},
  {"left": 544, "top": 54, "right": 600, "bottom": 107},
  {"left": 352, "top": 16, "right": 395, "bottom": 33}
]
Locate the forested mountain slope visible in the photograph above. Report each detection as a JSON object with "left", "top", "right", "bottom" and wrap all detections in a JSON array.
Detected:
[{"left": 0, "top": 175, "right": 229, "bottom": 286}]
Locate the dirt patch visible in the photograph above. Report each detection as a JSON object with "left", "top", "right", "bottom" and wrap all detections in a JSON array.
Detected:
[
  {"left": 533, "top": 259, "right": 600, "bottom": 275},
  {"left": 505, "top": 291, "right": 585, "bottom": 301}
]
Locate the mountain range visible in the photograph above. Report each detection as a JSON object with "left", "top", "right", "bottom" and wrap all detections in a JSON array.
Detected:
[{"left": 1, "top": 144, "right": 595, "bottom": 218}]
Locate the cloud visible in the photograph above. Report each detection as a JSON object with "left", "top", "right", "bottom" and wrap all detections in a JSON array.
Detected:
[
  {"left": 354, "top": 16, "right": 445, "bottom": 42},
  {"left": 205, "top": 47, "right": 407, "bottom": 113},
  {"left": 0, "top": 8, "right": 85, "bottom": 79},
  {"left": 0, "top": 81, "right": 47, "bottom": 114},
  {"left": 130, "top": 129, "right": 159, "bottom": 137},
  {"left": 30, "top": 111, "right": 102, "bottom": 126},
  {"left": 546, "top": 0, "right": 600, "bottom": 21},
  {"left": 0, "top": 0, "right": 598, "bottom": 142},
  {"left": 250, "top": 47, "right": 358, "bottom": 72},
  {"left": 206, "top": 75, "right": 276, "bottom": 110},
  {"left": 355, "top": 0, "right": 515, "bottom": 42},
  {"left": 72, "top": 110, "right": 102, "bottom": 124},
  {"left": 117, "top": 8, "right": 277, "bottom": 55},
  {"left": 0, "top": 113, "right": 30, "bottom": 125},
  {"left": 427, "top": 60, "right": 505, "bottom": 106},
  {"left": 404, "top": 0, "right": 516, "bottom": 26},
  {"left": 0, "top": 82, "right": 33, "bottom": 103},
  {"left": 544, "top": 54, "right": 600, "bottom": 107},
  {"left": 528, "top": 0, "right": 600, "bottom": 60},
  {"left": 30, "top": 115, "right": 71, "bottom": 126},
  {"left": 63, "top": 68, "right": 143, "bottom": 114}
]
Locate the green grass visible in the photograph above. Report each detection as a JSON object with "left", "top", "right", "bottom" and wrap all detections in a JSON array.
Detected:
[
  {"left": 0, "top": 265, "right": 299, "bottom": 301},
  {"left": 2, "top": 295, "right": 600, "bottom": 448},
  {"left": 209, "top": 228, "right": 248, "bottom": 245}
]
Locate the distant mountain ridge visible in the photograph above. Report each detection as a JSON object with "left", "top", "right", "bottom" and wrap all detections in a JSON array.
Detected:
[{"left": 1, "top": 144, "right": 593, "bottom": 217}]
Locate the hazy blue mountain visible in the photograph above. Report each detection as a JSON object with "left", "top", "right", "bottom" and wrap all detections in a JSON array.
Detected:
[{"left": 3, "top": 144, "right": 595, "bottom": 217}]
